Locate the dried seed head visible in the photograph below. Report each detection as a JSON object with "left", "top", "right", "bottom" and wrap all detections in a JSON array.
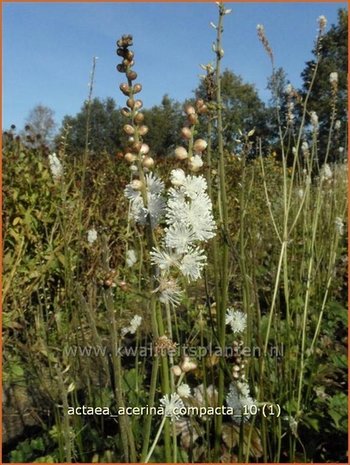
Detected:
[
  {"left": 121, "top": 107, "right": 131, "bottom": 117},
  {"left": 132, "top": 141, "right": 142, "bottom": 152},
  {"left": 142, "top": 156, "right": 154, "bottom": 168},
  {"left": 198, "top": 104, "right": 208, "bottom": 114},
  {"left": 193, "top": 139, "right": 208, "bottom": 153},
  {"left": 131, "top": 179, "right": 143, "bottom": 191},
  {"left": 117, "top": 64, "right": 126, "bottom": 73},
  {"left": 181, "top": 127, "right": 192, "bottom": 140},
  {"left": 133, "top": 83, "right": 142, "bottom": 94},
  {"left": 124, "top": 152, "right": 137, "bottom": 163},
  {"left": 175, "top": 146, "right": 188, "bottom": 160},
  {"left": 123, "top": 124, "right": 135, "bottom": 136},
  {"left": 139, "top": 125, "right": 149, "bottom": 136},
  {"left": 196, "top": 99, "right": 205, "bottom": 109}
]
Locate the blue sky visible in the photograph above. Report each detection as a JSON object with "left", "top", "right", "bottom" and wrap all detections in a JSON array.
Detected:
[{"left": 3, "top": 2, "right": 346, "bottom": 130}]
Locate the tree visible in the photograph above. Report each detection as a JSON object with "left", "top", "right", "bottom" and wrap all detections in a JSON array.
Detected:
[
  {"left": 57, "top": 97, "right": 124, "bottom": 156},
  {"left": 24, "top": 104, "right": 56, "bottom": 144},
  {"left": 143, "top": 95, "right": 183, "bottom": 157},
  {"left": 300, "top": 9, "right": 347, "bottom": 162}
]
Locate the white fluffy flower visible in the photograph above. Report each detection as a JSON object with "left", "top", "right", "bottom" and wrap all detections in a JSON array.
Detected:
[
  {"left": 188, "top": 154, "right": 203, "bottom": 171},
  {"left": 170, "top": 169, "right": 186, "bottom": 187},
  {"left": 179, "top": 247, "right": 207, "bottom": 281},
  {"left": 335, "top": 120, "right": 341, "bottom": 130},
  {"left": 329, "top": 72, "right": 338, "bottom": 85},
  {"left": 87, "top": 228, "right": 97, "bottom": 244},
  {"left": 335, "top": 217, "right": 344, "bottom": 236},
  {"left": 150, "top": 248, "right": 180, "bottom": 273},
  {"left": 157, "top": 278, "right": 184, "bottom": 307},
  {"left": 126, "top": 249, "right": 137, "bottom": 267},
  {"left": 124, "top": 173, "right": 165, "bottom": 227},
  {"left": 165, "top": 224, "right": 196, "bottom": 253},
  {"left": 310, "top": 111, "right": 319, "bottom": 129},
  {"left": 121, "top": 315, "right": 142, "bottom": 336},
  {"left": 318, "top": 15, "right": 327, "bottom": 30},
  {"left": 321, "top": 163, "right": 332, "bottom": 180},
  {"left": 177, "top": 383, "right": 192, "bottom": 398},
  {"left": 285, "top": 83, "right": 293, "bottom": 95},
  {"left": 48, "top": 153, "right": 63, "bottom": 180},
  {"left": 301, "top": 141, "right": 309, "bottom": 153},
  {"left": 225, "top": 308, "right": 247, "bottom": 334},
  {"left": 226, "top": 383, "right": 256, "bottom": 423},
  {"left": 160, "top": 393, "right": 185, "bottom": 421}
]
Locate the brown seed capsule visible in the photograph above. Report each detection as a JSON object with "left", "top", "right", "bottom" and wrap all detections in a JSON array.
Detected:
[
  {"left": 181, "top": 127, "right": 192, "bottom": 140},
  {"left": 127, "top": 70, "right": 138, "bottom": 81},
  {"left": 193, "top": 138, "right": 208, "bottom": 153},
  {"left": 123, "top": 124, "right": 135, "bottom": 136},
  {"left": 188, "top": 113, "right": 198, "bottom": 125},
  {"left": 171, "top": 365, "right": 182, "bottom": 377},
  {"left": 134, "top": 100, "right": 143, "bottom": 110},
  {"left": 117, "top": 48, "right": 126, "bottom": 57},
  {"left": 134, "top": 112, "right": 144, "bottom": 123},
  {"left": 196, "top": 99, "right": 205, "bottom": 109},
  {"left": 120, "top": 83, "right": 130, "bottom": 96},
  {"left": 139, "top": 125, "right": 149, "bottom": 136},
  {"left": 133, "top": 83, "right": 142, "bottom": 94},
  {"left": 184, "top": 104, "right": 196, "bottom": 115},
  {"left": 124, "top": 152, "right": 137, "bottom": 163},
  {"left": 175, "top": 146, "right": 188, "bottom": 160},
  {"left": 126, "top": 50, "right": 134, "bottom": 60},
  {"left": 117, "top": 64, "right": 126, "bottom": 73},
  {"left": 127, "top": 98, "right": 135, "bottom": 109},
  {"left": 232, "top": 371, "right": 240, "bottom": 379},
  {"left": 198, "top": 104, "right": 208, "bottom": 114}
]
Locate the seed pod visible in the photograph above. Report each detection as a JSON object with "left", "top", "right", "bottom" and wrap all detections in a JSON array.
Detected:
[
  {"left": 175, "top": 146, "right": 188, "bottom": 160},
  {"left": 232, "top": 371, "right": 240, "bottom": 379},
  {"left": 124, "top": 152, "right": 136, "bottom": 163},
  {"left": 193, "top": 138, "right": 208, "bottom": 153},
  {"left": 117, "top": 64, "right": 126, "bottom": 73},
  {"left": 121, "top": 107, "right": 131, "bottom": 117},
  {"left": 171, "top": 365, "right": 182, "bottom": 377},
  {"left": 134, "top": 112, "right": 144, "bottom": 123},
  {"left": 127, "top": 70, "right": 138, "bottom": 81},
  {"left": 134, "top": 100, "right": 143, "bottom": 110},
  {"left": 181, "top": 356, "right": 197, "bottom": 373},
  {"left": 126, "top": 50, "right": 134, "bottom": 60},
  {"left": 131, "top": 180, "right": 143, "bottom": 191},
  {"left": 117, "top": 48, "right": 126, "bottom": 57},
  {"left": 181, "top": 127, "right": 192, "bottom": 140},
  {"left": 184, "top": 104, "right": 196, "bottom": 115},
  {"left": 140, "top": 143, "right": 150, "bottom": 155},
  {"left": 123, "top": 124, "right": 135, "bottom": 136},
  {"left": 142, "top": 156, "right": 154, "bottom": 168},
  {"left": 133, "top": 83, "right": 142, "bottom": 94},
  {"left": 127, "top": 98, "right": 135, "bottom": 109},
  {"left": 120, "top": 83, "right": 130, "bottom": 96},
  {"left": 188, "top": 113, "right": 198, "bottom": 125},
  {"left": 139, "top": 125, "right": 149, "bottom": 136}
]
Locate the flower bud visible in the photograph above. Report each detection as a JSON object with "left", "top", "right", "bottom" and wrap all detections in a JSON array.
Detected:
[
  {"left": 120, "top": 83, "right": 130, "bottom": 96},
  {"left": 196, "top": 99, "right": 205, "bottom": 109},
  {"left": 124, "top": 152, "right": 136, "bottom": 163},
  {"left": 188, "top": 113, "right": 198, "bottom": 125},
  {"left": 198, "top": 104, "right": 208, "bottom": 114},
  {"left": 134, "top": 100, "right": 143, "bottom": 110},
  {"left": 123, "top": 124, "right": 135, "bottom": 136},
  {"left": 126, "top": 50, "right": 134, "bottom": 61},
  {"left": 193, "top": 138, "right": 208, "bottom": 153},
  {"left": 140, "top": 143, "right": 150, "bottom": 155},
  {"left": 127, "top": 70, "right": 138, "bottom": 81},
  {"left": 171, "top": 365, "right": 182, "bottom": 377},
  {"left": 133, "top": 83, "right": 142, "bottom": 94},
  {"left": 127, "top": 98, "right": 135, "bottom": 109},
  {"left": 181, "top": 127, "right": 192, "bottom": 140},
  {"left": 181, "top": 356, "right": 197, "bottom": 373},
  {"left": 175, "top": 146, "right": 188, "bottom": 160},
  {"left": 132, "top": 141, "right": 142, "bottom": 152},
  {"left": 184, "top": 104, "right": 196, "bottom": 115},
  {"left": 131, "top": 180, "right": 143, "bottom": 191},
  {"left": 121, "top": 107, "right": 131, "bottom": 117},
  {"left": 134, "top": 112, "right": 144, "bottom": 123},
  {"left": 142, "top": 156, "right": 154, "bottom": 168},
  {"left": 139, "top": 125, "right": 149, "bottom": 136}
]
